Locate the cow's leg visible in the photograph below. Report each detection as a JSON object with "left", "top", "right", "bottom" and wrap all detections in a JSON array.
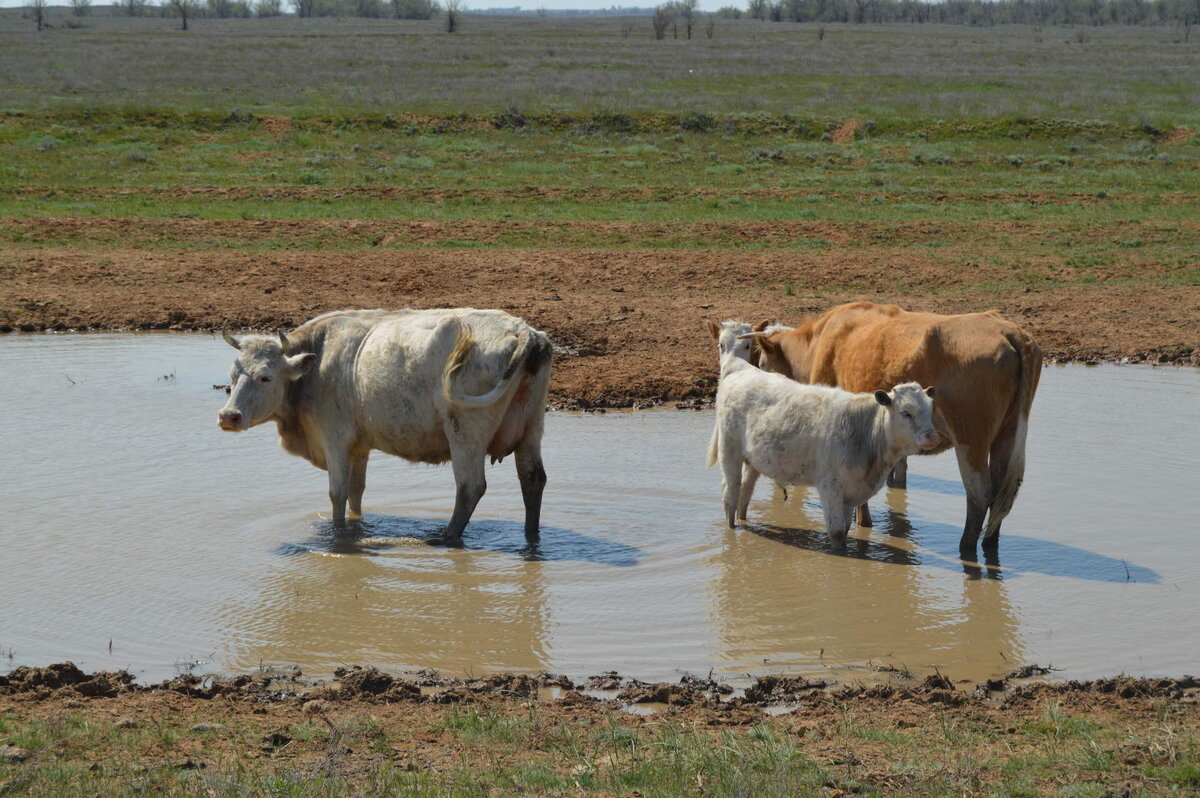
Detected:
[
  {"left": 818, "top": 484, "right": 851, "bottom": 547},
  {"left": 736, "top": 462, "right": 759, "bottom": 522},
  {"left": 445, "top": 448, "right": 487, "bottom": 546},
  {"left": 982, "top": 425, "right": 1019, "bottom": 547},
  {"left": 514, "top": 436, "right": 547, "bottom": 541},
  {"left": 324, "top": 445, "right": 353, "bottom": 526},
  {"left": 856, "top": 503, "right": 872, "bottom": 527},
  {"left": 955, "top": 443, "right": 992, "bottom": 558},
  {"left": 720, "top": 450, "right": 743, "bottom": 529},
  {"left": 347, "top": 452, "right": 368, "bottom": 522},
  {"left": 887, "top": 457, "right": 908, "bottom": 489}
]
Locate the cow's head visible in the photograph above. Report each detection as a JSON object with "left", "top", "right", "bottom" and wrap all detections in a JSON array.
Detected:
[
  {"left": 874, "top": 382, "right": 939, "bottom": 453},
  {"left": 706, "top": 318, "right": 769, "bottom": 364},
  {"left": 737, "top": 324, "right": 804, "bottom": 379},
  {"left": 218, "top": 330, "right": 316, "bottom": 432}
]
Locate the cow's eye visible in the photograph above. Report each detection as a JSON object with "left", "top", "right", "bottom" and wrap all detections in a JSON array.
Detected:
[
  {"left": 901, "top": 410, "right": 912, "bottom": 419},
  {"left": 259, "top": 375, "right": 272, "bottom": 383}
]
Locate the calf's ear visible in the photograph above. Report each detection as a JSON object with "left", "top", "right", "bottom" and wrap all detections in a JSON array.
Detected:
[
  {"left": 705, "top": 319, "right": 721, "bottom": 341},
  {"left": 874, "top": 390, "right": 892, "bottom": 406},
  {"left": 752, "top": 319, "right": 771, "bottom": 333},
  {"left": 286, "top": 352, "right": 318, "bottom": 377},
  {"left": 924, "top": 385, "right": 936, "bottom": 399}
]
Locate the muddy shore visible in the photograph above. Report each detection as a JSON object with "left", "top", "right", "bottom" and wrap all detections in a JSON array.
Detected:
[
  {"left": 1, "top": 245, "right": 1196, "bottom": 406},
  {"left": 2, "top": 662, "right": 1198, "bottom": 794}
]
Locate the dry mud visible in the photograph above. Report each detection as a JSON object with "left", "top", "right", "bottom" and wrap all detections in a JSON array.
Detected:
[{"left": 1, "top": 239, "right": 1196, "bottom": 406}]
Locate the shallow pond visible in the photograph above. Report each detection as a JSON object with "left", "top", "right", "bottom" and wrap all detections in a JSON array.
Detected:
[{"left": 1, "top": 333, "right": 1197, "bottom": 686}]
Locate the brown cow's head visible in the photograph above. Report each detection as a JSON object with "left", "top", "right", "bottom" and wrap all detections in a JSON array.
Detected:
[{"left": 218, "top": 331, "right": 316, "bottom": 432}]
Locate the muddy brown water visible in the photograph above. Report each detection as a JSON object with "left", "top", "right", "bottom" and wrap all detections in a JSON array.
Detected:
[{"left": 1, "top": 333, "right": 1197, "bottom": 687}]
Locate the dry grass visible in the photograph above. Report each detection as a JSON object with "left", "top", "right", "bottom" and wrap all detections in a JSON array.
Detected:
[{"left": 0, "top": 16, "right": 1197, "bottom": 122}]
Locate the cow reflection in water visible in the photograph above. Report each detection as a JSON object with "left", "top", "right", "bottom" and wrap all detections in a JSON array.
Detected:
[
  {"left": 762, "top": 483, "right": 1000, "bottom": 579},
  {"left": 713, "top": 486, "right": 1022, "bottom": 679},
  {"left": 224, "top": 518, "right": 553, "bottom": 676}
]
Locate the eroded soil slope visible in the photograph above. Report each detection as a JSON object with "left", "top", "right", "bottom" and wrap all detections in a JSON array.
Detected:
[{"left": 1, "top": 236, "right": 1196, "bottom": 405}]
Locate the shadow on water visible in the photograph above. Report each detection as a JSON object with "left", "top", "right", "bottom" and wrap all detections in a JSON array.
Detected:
[
  {"left": 747, "top": 521, "right": 922, "bottom": 566},
  {"left": 903, "top": 473, "right": 966, "bottom": 496},
  {"left": 748, "top": 510, "right": 1160, "bottom": 585},
  {"left": 274, "top": 513, "right": 642, "bottom": 567}
]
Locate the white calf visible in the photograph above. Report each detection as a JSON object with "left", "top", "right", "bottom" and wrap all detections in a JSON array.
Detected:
[{"left": 708, "top": 355, "right": 939, "bottom": 545}]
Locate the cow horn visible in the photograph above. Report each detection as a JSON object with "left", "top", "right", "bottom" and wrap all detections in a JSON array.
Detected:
[
  {"left": 222, "top": 328, "right": 240, "bottom": 350},
  {"left": 278, "top": 330, "right": 290, "bottom": 353}
]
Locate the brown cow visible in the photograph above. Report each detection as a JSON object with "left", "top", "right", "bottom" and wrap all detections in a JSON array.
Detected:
[{"left": 745, "top": 301, "right": 1041, "bottom": 557}]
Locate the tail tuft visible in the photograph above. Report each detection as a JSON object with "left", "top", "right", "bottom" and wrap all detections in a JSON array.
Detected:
[{"left": 442, "top": 320, "right": 531, "bottom": 409}]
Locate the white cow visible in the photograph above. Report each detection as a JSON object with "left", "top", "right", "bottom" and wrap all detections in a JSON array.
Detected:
[
  {"left": 217, "top": 308, "right": 553, "bottom": 544},
  {"left": 705, "top": 319, "right": 768, "bottom": 363},
  {"left": 707, "top": 353, "right": 939, "bottom": 546}
]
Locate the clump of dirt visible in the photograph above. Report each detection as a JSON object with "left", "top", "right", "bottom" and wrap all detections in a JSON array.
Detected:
[
  {"left": 324, "top": 666, "right": 421, "bottom": 702},
  {"left": 920, "top": 672, "right": 956, "bottom": 691},
  {"left": 258, "top": 116, "right": 294, "bottom": 135},
  {"left": 333, "top": 665, "right": 395, "bottom": 695},
  {"left": 742, "top": 674, "right": 829, "bottom": 704},
  {"left": 616, "top": 681, "right": 700, "bottom": 706},
  {"left": 0, "top": 661, "right": 134, "bottom": 698},
  {"left": 1011, "top": 675, "right": 1200, "bottom": 701},
  {"left": 830, "top": 119, "right": 860, "bottom": 143},
  {"left": 1161, "top": 127, "right": 1195, "bottom": 145},
  {"left": 584, "top": 672, "right": 623, "bottom": 691}
]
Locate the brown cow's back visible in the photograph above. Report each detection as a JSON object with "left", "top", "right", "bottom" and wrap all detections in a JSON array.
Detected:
[{"left": 806, "top": 303, "right": 1026, "bottom": 456}]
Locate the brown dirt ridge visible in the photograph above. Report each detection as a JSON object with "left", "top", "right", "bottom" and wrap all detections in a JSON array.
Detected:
[{"left": 1, "top": 244, "right": 1196, "bottom": 407}]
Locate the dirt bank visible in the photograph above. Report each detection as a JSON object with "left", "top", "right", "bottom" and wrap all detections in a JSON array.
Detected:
[
  {"left": 1, "top": 243, "right": 1196, "bottom": 406},
  {"left": 1, "top": 663, "right": 1198, "bottom": 795}
]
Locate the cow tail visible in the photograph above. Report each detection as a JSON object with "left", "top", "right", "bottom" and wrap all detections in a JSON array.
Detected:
[
  {"left": 985, "top": 329, "right": 1042, "bottom": 536},
  {"left": 441, "top": 320, "right": 532, "bottom": 409},
  {"left": 706, "top": 423, "right": 719, "bottom": 468}
]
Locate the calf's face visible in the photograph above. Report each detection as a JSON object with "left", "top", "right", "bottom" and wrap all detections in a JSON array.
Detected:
[
  {"left": 874, "top": 382, "right": 939, "bottom": 453},
  {"left": 218, "top": 333, "right": 316, "bottom": 432},
  {"left": 706, "top": 319, "right": 768, "bottom": 363}
]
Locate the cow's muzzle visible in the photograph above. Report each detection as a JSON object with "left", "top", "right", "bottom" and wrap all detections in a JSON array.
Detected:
[
  {"left": 919, "top": 432, "right": 941, "bottom": 450},
  {"left": 218, "top": 410, "right": 245, "bottom": 431}
]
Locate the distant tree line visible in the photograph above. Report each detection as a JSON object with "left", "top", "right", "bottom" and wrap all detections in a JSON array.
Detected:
[
  {"left": 292, "top": 0, "right": 438, "bottom": 19},
  {"left": 474, "top": 5, "right": 658, "bottom": 14},
  {"left": 52, "top": 0, "right": 438, "bottom": 18},
  {"left": 714, "top": 0, "right": 1200, "bottom": 27}
]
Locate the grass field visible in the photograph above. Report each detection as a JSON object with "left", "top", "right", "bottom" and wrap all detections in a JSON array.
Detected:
[
  {"left": 1, "top": 17, "right": 1199, "bottom": 122},
  {"left": 0, "top": 17, "right": 1197, "bottom": 395},
  {"left": 2, "top": 675, "right": 1199, "bottom": 796}
]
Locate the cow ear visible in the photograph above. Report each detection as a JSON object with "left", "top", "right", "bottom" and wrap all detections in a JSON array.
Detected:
[
  {"left": 924, "top": 385, "right": 936, "bottom": 399},
  {"left": 705, "top": 319, "right": 721, "bottom": 341},
  {"left": 752, "top": 319, "right": 770, "bottom": 333},
  {"left": 874, "top": 390, "right": 892, "bottom": 406},
  {"left": 286, "top": 352, "right": 317, "bottom": 377}
]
